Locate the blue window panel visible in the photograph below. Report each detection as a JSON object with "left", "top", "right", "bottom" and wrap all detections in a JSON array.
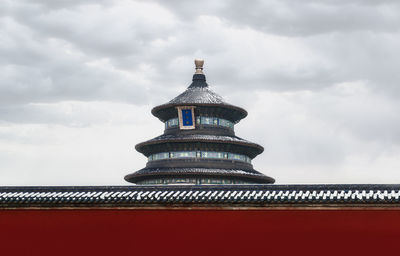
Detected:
[
  {"left": 171, "top": 151, "right": 196, "bottom": 158},
  {"left": 201, "top": 152, "right": 208, "bottom": 158},
  {"left": 182, "top": 151, "right": 196, "bottom": 158},
  {"left": 165, "top": 118, "right": 179, "bottom": 128},
  {"left": 208, "top": 152, "right": 224, "bottom": 159},
  {"left": 200, "top": 151, "right": 224, "bottom": 159},
  {"left": 192, "top": 116, "right": 234, "bottom": 129},
  {"left": 228, "top": 153, "right": 246, "bottom": 161},
  {"left": 201, "top": 116, "right": 213, "bottom": 125},
  {"left": 148, "top": 151, "right": 250, "bottom": 163},
  {"left": 181, "top": 109, "right": 193, "bottom": 126},
  {"left": 219, "top": 118, "right": 232, "bottom": 128},
  {"left": 152, "top": 152, "right": 169, "bottom": 160},
  {"left": 208, "top": 152, "right": 218, "bottom": 158}
]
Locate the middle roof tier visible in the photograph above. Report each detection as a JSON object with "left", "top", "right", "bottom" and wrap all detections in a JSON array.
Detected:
[{"left": 135, "top": 133, "right": 264, "bottom": 159}]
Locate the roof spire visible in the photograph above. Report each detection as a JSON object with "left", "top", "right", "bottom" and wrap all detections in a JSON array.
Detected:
[
  {"left": 191, "top": 59, "right": 207, "bottom": 86},
  {"left": 194, "top": 59, "right": 204, "bottom": 74}
]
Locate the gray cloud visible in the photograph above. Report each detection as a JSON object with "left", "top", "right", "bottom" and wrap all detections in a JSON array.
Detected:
[
  {"left": 151, "top": 0, "right": 400, "bottom": 95},
  {"left": 1, "top": 0, "right": 400, "bottom": 184},
  {"left": 154, "top": 0, "right": 400, "bottom": 36}
]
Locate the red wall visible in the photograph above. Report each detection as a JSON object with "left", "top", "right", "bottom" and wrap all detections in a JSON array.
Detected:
[{"left": 1, "top": 209, "right": 399, "bottom": 256}]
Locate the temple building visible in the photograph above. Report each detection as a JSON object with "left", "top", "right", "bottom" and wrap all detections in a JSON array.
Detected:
[{"left": 124, "top": 60, "right": 275, "bottom": 185}]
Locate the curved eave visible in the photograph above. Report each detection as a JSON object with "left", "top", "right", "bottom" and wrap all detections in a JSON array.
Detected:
[
  {"left": 151, "top": 103, "right": 248, "bottom": 123},
  {"left": 135, "top": 134, "right": 264, "bottom": 158},
  {"left": 124, "top": 167, "right": 275, "bottom": 184}
]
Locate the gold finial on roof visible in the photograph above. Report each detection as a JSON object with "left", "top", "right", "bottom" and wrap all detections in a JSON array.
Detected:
[{"left": 194, "top": 59, "right": 204, "bottom": 74}]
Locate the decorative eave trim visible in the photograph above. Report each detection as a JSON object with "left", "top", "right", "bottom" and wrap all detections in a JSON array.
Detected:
[{"left": 1, "top": 184, "right": 400, "bottom": 208}]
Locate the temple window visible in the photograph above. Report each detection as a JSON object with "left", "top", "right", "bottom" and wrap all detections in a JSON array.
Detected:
[
  {"left": 165, "top": 116, "right": 234, "bottom": 130},
  {"left": 148, "top": 151, "right": 251, "bottom": 163},
  {"left": 172, "top": 151, "right": 197, "bottom": 158},
  {"left": 201, "top": 116, "right": 214, "bottom": 125}
]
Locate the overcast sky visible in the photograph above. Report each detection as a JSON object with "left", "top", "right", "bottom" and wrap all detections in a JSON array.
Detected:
[{"left": 1, "top": 0, "right": 400, "bottom": 185}]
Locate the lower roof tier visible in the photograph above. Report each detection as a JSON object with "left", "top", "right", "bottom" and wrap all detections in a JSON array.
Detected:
[
  {"left": 124, "top": 167, "right": 275, "bottom": 184},
  {"left": 136, "top": 133, "right": 264, "bottom": 158}
]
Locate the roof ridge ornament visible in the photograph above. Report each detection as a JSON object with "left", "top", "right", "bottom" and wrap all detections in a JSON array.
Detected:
[{"left": 194, "top": 59, "right": 204, "bottom": 74}]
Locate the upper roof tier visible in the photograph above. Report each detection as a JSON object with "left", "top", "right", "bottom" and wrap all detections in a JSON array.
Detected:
[{"left": 152, "top": 61, "right": 248, "bottom": 123}]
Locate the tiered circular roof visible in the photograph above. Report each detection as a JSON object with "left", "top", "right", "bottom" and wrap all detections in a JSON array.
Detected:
[{"left": 125, "top": 60, "right": 274, "bottom": 185}]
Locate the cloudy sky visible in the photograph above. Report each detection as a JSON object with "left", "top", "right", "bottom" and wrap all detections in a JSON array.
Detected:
[{"left": 1, "top": 0, "right": 400, "bottom": 185}]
